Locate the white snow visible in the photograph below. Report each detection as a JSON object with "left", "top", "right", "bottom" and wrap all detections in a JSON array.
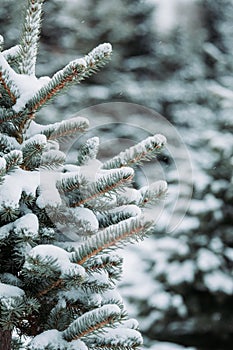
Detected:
[
  {"left": 102, "top": 289, "right": 123, "bottom": 307},
  {"left": 27, "top": 245, "right": 86, "bottom": 278},
  {"left": 224, "top": 248, "right": 233, "bottom": 261},
  {"left": 149, "top": 341, "right": 196, "bottom": 350},
  {"left": 64, "top": 304, "right": 121, "bottom": 339},
  {"left": 149, "top": 0, "right": 199, "bottom": 36},
  {"left": 0, "top": 168, "right": 40, "bottom": 210},
  {"left": 197, "top": 248, "right": 221, "bottom": 272},
  {"left": 0, "top": 157, "right": 6, "bottom": 170},
  {"left": 70, "top": 207, "right": 99, "bottom": 230},
  {"left": 209, "top": 237, "right": 223, "bottom": 253},
  {"left": 166, "top": 260, "right": 195, "bottom": 285},
  {"left": 85, "top": 43, "right": 112, "bottom": 66},
  {"left": 150, "top": 0, "right": 180, "bottom": 34},
  {"left": 149, "top": 291, "right": 171, "bottom": 310},
  {"left": 99, "top": 327, "right": 143, "bottom": 346},
  {"left": 0, "top": 52, "right": 19, "bottom": 96},
  {"left": 172, "top": 295, "right": 187, "bottom": 316},
  {"left": 154, "top": 237, "right": 189, "bottom": 256},
  {"left": 204, "top": 271, "right": 233, "bottom": 294},
  {"left": 36, "top": 170, "right": 62, "bottom": 208},
  {"left": 51, "top": 58, "right": 86, "bottom": 90},
  {"left": 2, "top": 44, "right": 20, "bottom": 60},
  {"left": 0, "top": 282, "right": 24, "bottom": 298},
  {"left": 79, "top": 158, "right": 102, "bottom": 181},
  {"left": 120, "top": 246, "right": 160, "bottom": 305},
  {"left": 139, "top": 180, "right": 168, "bottom": 205},
  {"left": 69, "top": 340, "right": 88, "bottom": 350},
  {"left": 0, "top": 34, "right": 3, "bottom": 47},
  {"left": 29, "top": 330, "right": 66, "bottom": 350},
  {"left": 109, "top": 204, "right": 141, "bottom": 218},
  {"left": 81, "top": 137, "right": 99, "bottom": 161},
  {"left": 13, "top": 74, "right": 51, "bottom": 113},
  {"left": 176, "top": 216, "right": 199, "bottom": 233},
  {"left": 117, "top": 187, "right": 142, "bottom": 204},
  {"left": 130, "top": 134, "right": 166, "bottom": 160},
  {"left": 120, "top": 318, "right": 139, "bottom": 330},
  {"left": 86, "top": 270, "right": 109, "bottom": 286},
  {"left": 53, "top": 207, "right": 99, "bottom": 241},
  {"left": 149, "top": 180, "right": 168, "bottom": 195},
  {"left": 23, "top": 134, "right": 47, "bottom": 148},
  {"left": 0, "top": 47, "right": 52, "bottom": 113},
  {"left": 209, "top": 132, "right": 233, "bottom": 157},
  {"left": 13, "top": 213, "right": 39, "bottom": 238},
  {"left": 80, "top": 160, "right": 134, "bottom": 184},
  {"left": 28, "top": 116, "right": 89, "bottom": 139},
  {"left": 87, "top": 85, "right": 109, "bottom": 99},
  {"left": 100, "top": 166, "right": 134, "bottom": 181},
  {"left": 4, "top": 149, "right": 22, "bottom": 164},
  {"left": 63, "top": 164, "right": 81, "bottom": 173},
  {"left": 211, "top": 179, "right": 228, "bottom": 193},
  {"left": 0, "top": 222, "right": 13, "bottom": 240},
  {"left": 189, "top": 194, "right": 222, "bottom": 215},
  {"left": 61, "top": 287, "right": 102, "bottom": 308},
  {"left": 149, "top": 291, "right": 186, "bottom": 316}
]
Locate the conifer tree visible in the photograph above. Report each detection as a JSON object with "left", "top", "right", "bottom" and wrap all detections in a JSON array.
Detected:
[
  {"left": 120, "top": 1, "right": 233, "bottom": 348},
  {"left": 0, "top": 1, "right": 167, "bottom": 349}
]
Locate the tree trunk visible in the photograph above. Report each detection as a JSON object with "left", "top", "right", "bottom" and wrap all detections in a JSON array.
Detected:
[{"left": 0, "top": 329, "right": 12, "bottom": 350}]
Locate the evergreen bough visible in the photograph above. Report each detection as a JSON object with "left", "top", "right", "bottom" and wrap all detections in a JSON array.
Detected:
[{"left": 0, "top": 1, "right": 167, "bottom": 349}]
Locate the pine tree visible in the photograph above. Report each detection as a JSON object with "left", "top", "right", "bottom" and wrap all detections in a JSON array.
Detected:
[
  {"left": 0, "top": 1, "right": 167, "bottom": 349},
  {"left": 41, "top": 0, "right": 155, "bottom": 69},
  {"left": 119, "top": 1, "right": 233, "bottom": 348}
]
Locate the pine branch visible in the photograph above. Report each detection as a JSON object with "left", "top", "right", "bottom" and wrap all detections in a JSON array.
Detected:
[
  {"left": 26, "top": 43, "right": 112, "bottom": 113},
  {"left": 0, "top": 134, "right": 14, "bottom": 155},
  {"left": 0, "top": 42, "right": 111, "bottom": 137},
  {"left": 81, "top": 276, "right": 112, "bottom": 294},
  {"left": 0, "top": 110, "right": 36, "bottom": 144},
  {"left": 45, "top": 304, "right": 74, "bottom": 332},
  {"left": 18, "top": 0, "right": 45, "bottom": 75},
  {"left": 0, "top": 157, "right": 6, "bottom": 185},
  {"left": 0, "top": 107, "right": 17, "bottom": 125},
  {"left": 36, "top": 278, "right": 63, "bottom": 298},
  {"left": 0, "top": 54, "right": 30, "bottom": 142},
  {"left": 90, "top": 329, "right": 143, "bottom": 350},
  {"left": 21, "top": 134, "right": 47, "bottom": 170},
  {"left": 26, "top": 58, "right": 87, "bottom": 113},
  {"left": 0, "top": 202, "right": 21, "bottom": 224},
  {"left": 0, "top": 72, "right": 17, "bottom": 104},
  {"left": 84, "top": 254, "right": 123, "bottom": 283},
  {"left": 2, "top": 45, "right": 21, "bottom": 65},
  {"left": 0, "top": 54, "right": 19, "bottom": 104},
  {"left": 98, "top": 205, "right": 141, "bottom": 228},
  {"left": 22, "top": 245, "right": 86, "bottom": 298},
  {"left": 4, "top": 150, "right": 22, "bottom": 173},
  {"left": 102, "top": 134, "right": 167, "bottom": 169},
  {"left": 62, "top": 304, "right": 121, "bottom": 341},
  {"left": 22, "top": 254, "right": 62, "bottom": 296},
  {"left": 56, "top": 173, "right": 86, "bottom": 193},
  {"left": 39, "top": 150, "right": 66, "bottom": 170},
  {"left": 70, "top": 167, "right": 134, "bottom": 208},
  {"left": 73, "top": 217, "right": 153, "bottom": 266},
  {"left": 0, "top": 35, "right": 3, "bottom": 52},
  {"left": 76, "top": 137, "right": 99, "bottom": 165},
  {"left": 40, "top": 116, "right": 89, "bottom": 142},
  {"left": 139, "top": 180, "right": 168, "bottom": 207}
]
